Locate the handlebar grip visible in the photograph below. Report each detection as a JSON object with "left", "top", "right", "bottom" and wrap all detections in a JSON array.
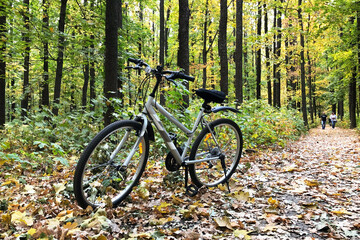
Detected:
[
  {"left": 128, "top": 58, "right": 142, "bottom": 64},
  {"left": 177, "top": 72, "right": 195, "bottom": 82}
]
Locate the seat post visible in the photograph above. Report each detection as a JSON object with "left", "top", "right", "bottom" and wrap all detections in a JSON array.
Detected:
[{"left": 202, "top": 102, "right": 212, "bottom": 113}]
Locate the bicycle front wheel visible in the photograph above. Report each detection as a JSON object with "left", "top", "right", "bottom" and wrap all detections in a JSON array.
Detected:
[
  {"left": 189, "top": 118, "right": 242, "bottom": 188},
  {"left": 73, "top": 120, "right": 149, "bottom": 209}
]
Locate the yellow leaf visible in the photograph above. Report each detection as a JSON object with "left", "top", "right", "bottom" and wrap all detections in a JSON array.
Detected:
[
  {"left": 63, "top": 221, "right": 78, "bottom": 230},
  {"left": 96, "top": 235, "right": 107, "bottom": 240},
  {"left": 331, "top": 209, "right": 351, "bottom": 215},
  {"left": 2, "top": 213, "right": 11, "bottom": 224},
  {"left": 171, "top": 195, "right": 184, "bottom": 204},
  {"left": 234, "top": 191, "right": 250, "bottom": 202},
  {"left": 11, "top": 211, "right": 33, "bottom": 226},
  {"left": 267, "top": 197, "right": 279, "bottom": 207},
  {"left": 155, "top": 202, "right": 172, "bottom": 213},
  {"left": 1, "top": 178, "right": 19, "bottom": 187},
  {"left": 49, "top": 27, "right": 54, "bottom": 32},
  {"left": 27, "top": 228, "right": 37, "bottom": 236},
  {"left": 233, "top": 230, "right": 251, "bottom": 240},
  {"left": 304, "top": 179, "right": 320, "bottom": 187}
]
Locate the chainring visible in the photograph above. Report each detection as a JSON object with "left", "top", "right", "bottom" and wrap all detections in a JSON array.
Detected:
[{"left": 165, "top": 147, "right": 183, "bottom": 172}]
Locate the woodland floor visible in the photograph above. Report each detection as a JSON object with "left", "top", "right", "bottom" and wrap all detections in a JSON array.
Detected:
[{"left": 0, "top": 126, "right": 360, "bottom": 239}]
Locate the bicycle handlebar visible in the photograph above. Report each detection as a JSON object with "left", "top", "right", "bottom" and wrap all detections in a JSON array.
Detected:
[{"left": 127, "top": 58, "right": 195, "bottom": 82}]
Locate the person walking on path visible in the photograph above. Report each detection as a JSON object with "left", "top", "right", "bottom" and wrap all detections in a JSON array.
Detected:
[
  {"left": 320, "top": 112, "right": 327, "bottom": 129},
  {"left": 330, "top": 112, "right": 337, "bottom": 129}
]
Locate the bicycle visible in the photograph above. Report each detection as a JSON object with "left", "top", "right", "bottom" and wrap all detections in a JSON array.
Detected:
[{"left": 73, "top": 58, "right": 243, "bottom": 209}]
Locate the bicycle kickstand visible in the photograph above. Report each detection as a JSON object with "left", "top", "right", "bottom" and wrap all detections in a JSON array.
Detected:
[
  {"left": 184, "top": 166, "right": 199, "bottom": 197},
  {"left": 220, "top": 154, "right": 231, "bottom": 193}
]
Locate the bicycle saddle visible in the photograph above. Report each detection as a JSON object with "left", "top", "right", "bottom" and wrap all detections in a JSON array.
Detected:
[{"left": 195, "top": 88, "right": 226, "bottom": 103}]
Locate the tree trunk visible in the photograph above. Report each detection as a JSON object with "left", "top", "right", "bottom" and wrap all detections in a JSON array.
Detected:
[
  {"left": 218, "top": 0, "right": 228, "bottom": 95},
  {"left": 243, "top": 32, "right": 249, "bottom": 100},
  {"left": 307, "top": 51, "right": 314, "bottom": 123},
  {"left": 52, "top": 0, "right": 68, "bottom": 116},
  {"left": 160, "top": 0, "right": 165, "bottom": 105},
  {"left": 202, "top": 0, "right": 209, "bottom": 89},
  {"left": 349, "top": 68, "right": 357, "bottom": 128},
  {"left": 82, "top": 0, "right": 89, "bottom": 109},
  {"left": 274, "top": 2, "right": 282, "bottom": 108},
  {"left": 104, "top": 0, "right": 119, "bottom": 126},
  {"left": 138, "top": 2, "right": 143, "bottom": 60},
  {"left": 298, "top": 0, "right": 308, "bottom": 127},
  {"left": 264, "top": 3, "right": 271, "bottom": 106},
  {"left": 160, "top": 0, "right": 165, "bottom": 66},
  {"left": 256, "top": 2, "right": 261, "bottom": 99},
  {"left": 178, "top": 0, "right": 190, "bottom": 105},
  {"left": 89, "top": 0, "right": 96, "bottom": 111},
  {"left": 0, "top": 2, "right": 6, "bottom": 127},
  {"left": 235, "top": 0, "right": 243, "bottom": 104},
  {"left": 41, "top": 0, "right": 50, "bottom": 109},
  {"left": 358, "top": 9, "right": 360, "bottom": 121},
  {"left": 338, "top": 99, "right": 344, "bottom": 120},
  {"left": 165, "top": 7, "right": 171, "bottom": 62},
  {"left": 272, "top": 7, "right": 277, "bottom": 106},
  {"left": 117, "top": 0, "right": 123, "bottom": 104},
  {"left": 21, "top": 0, "right": 31, "bottom": 118}
]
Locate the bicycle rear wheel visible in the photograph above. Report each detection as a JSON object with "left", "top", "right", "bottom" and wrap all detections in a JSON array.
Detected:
[
  {"left": 189, "top": 118, "right": 242, "bottom": 188},
  {"left": 73, "top": 120, "right": 149, "bottom": 209}
]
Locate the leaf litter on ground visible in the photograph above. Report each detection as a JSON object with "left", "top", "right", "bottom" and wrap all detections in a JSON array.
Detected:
[{"left": 0, "top": 126, "right": 359, "bottom": 239}]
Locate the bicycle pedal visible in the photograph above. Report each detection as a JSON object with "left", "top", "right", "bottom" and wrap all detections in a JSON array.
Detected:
[{"left": 185, "top": 184, "right": 199, "bottom": 197}]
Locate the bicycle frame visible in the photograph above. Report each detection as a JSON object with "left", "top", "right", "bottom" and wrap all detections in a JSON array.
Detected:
[
  {"left": 141, "top": 95, "right": 206, "bottom": 165},
  {"left": 116, "top": 66, "right": 229, "bottom": 169}
]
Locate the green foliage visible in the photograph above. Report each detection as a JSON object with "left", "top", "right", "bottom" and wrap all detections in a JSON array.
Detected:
[{"left": 234, "top": 100, "right": 307, "bottom": 150}]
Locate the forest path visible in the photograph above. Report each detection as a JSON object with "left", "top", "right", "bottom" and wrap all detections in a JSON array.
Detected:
[
  {"left": 231, "top": 126, "right": 360, "bottom": 239},
  {"left": 1, "top": 126, "right": 359, "bottom": 239}
]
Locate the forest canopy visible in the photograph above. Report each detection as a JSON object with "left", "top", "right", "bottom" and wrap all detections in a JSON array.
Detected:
[{"left": 0, "top": 0, "right": 359, "bottom": 130}]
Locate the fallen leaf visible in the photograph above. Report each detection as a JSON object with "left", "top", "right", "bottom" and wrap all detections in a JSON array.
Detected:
[
  {"left": 11, "top": 211, "right": 33, "bottom": 226},
  {"left": 233, "top": 229, "right": 251, "bottom": 240},
  {"left": 331, "top": 209, "right": 351, "bottom": 216},
  {"left": 214, "top": 216, "right": 233, "bottom": 230}
]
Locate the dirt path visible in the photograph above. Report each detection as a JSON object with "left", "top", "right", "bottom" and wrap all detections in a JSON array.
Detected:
[
  {"left": 1, "top": 126, "right": 359, "bottom": 239},
  {"left": 232, "top": 126, "right": 360, "bottom": 239}
]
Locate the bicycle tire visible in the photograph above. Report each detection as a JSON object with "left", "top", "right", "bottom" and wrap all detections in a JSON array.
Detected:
[
  {"left": 189, "top": 118, "right": 243, "bottom": 188},
  {"left": 73, "top": 120, "right": 149, "bottom": 209}
]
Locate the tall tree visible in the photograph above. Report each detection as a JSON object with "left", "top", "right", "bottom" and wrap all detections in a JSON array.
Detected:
[
  {"left": 52, "top": 0, "right": 68, "bottom": 116},
  {"left": 273, "top": 1, "right": 282, "bottom": 108},
  {"left": 349, "top": 16, "right": 357, "bottom": 129},
  {"left": 89, "top": 0, "right": 96, "bottom": 111},
  {"left": 202, "top": 0, "right": 209, "bottom": 89},
  {"left": 104, "top": 0, "right": 119, "bottom": 126},
  {"left": 264, "top": 3, "right": 271, "bottom": 105},
  {"left": 256, "top": 2, "right": 262, "bottom": 99},
  {"left": 160, "top": 0, "right": 165, "bottom": 105},
  {"left": 235, "top": 0, "right": 243, "bottom": 104},
  {"left": 82, "top": 0, "right": 90, "bottom": 109},
  {"left": 160, "top": 0, "right": 165, "bottom": 66},
  {"left": 218, "top": 0, "right": 228, "bottom": 95},
  {"left": 20, "top": 0, "right": 31, "bottom": 118},
  {"left": 272, "top": 7, "right": 277, "bottom": 106},
  {"left": 0, "top": 0, "right": 6, "bottom": 127},
  {"left": 178, "top": 0, "right": 190, "bottom": 105},
  {"left": 298, "top": 0, "right": 308, "bottom": 127},
  {"left": 41, "top": 0, "right": 50, "bottom": 109}
]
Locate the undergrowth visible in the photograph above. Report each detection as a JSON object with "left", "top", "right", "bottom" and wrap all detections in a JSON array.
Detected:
[{"left": 0, "top": 97, "right": 307, "bottom": 170}]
